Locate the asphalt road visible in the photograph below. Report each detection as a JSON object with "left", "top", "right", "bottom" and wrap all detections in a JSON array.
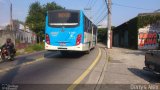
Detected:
[{"left": 0, "top": 46, "right": 104, "bottom": 90}]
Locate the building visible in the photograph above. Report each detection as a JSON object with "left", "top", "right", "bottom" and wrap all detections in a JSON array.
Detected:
[
  {"left": 0, "top": 21, "right": 37, "bottom": 49},
  {"left": 15, "top": 24, "right": 36, "bottom": 44},
  {"left": 0, "top": 26, "right": 5, "bottom": 30},
  {"left": 112, "top": 12, "right": 160, "bottom": 50}
]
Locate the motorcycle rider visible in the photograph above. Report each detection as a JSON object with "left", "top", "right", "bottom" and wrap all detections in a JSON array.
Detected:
[{"left": 1, "top": 38, "right": 15, "bottom": 59}]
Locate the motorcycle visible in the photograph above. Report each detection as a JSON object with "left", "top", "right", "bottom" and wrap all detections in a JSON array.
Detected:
[{"left": 0, "top": 47, "right": 15, "bottom": 61}]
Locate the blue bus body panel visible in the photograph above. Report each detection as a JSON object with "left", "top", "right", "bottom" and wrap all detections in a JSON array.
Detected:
[{"left": 45, "top": 11, "right": 84, "bottom": 46}]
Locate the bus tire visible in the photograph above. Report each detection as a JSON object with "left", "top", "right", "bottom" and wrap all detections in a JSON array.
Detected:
[
  {"left": 86, "top": 49, "right": 90, "bottom": 54},
  {"left": 86, "top": 43, "right": 91, "bottom": 54}
]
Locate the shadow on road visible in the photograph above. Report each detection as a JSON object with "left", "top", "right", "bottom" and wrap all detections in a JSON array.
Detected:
[
  {"left": 123, "top": 51, "right": 146, "bottom": 56},
  {"left": 128, "top": 68, "right": 160, "bottom": 83},
  {"left": 0, "top": 59, "right": 14, "bottom": 64},
  {"left": 0, "top": 51, "right": 44, "bottom": 83},
  {"left": 0, "top": 58, "right": 35, "bottom": 84},
  {"left": 0, "top": 51, "right": 45, "bottom": 64},
  {"left": 44, "top": 51, "right": 85, "bottom": 59}
]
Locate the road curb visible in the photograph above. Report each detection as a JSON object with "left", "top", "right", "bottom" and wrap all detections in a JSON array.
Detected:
[
  {"left": 16, "top": 50, "right": 46, "bottom": 59},
  {"left": 95, "top": 48, "right": 109, "bottom": 90},
  {"left": 0, "top": 57, "right": 45, "bottom": 73},
  {"left": 0, "top": 50, "right": 59, "bottom": 73},
  {"left": 67, "top": 48, "right": 102, "bottom": 90}
]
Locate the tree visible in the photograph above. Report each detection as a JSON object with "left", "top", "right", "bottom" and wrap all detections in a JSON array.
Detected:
[
  {"left": 98, "top": 28, "right": 107, "bottom": 43},
  {"left": 98, "top": 26, "right": 115, "bottom": 44},
  {"left": 25, "top": 1, "right": 63, "bottom": 43},
  {"left": 43, "top": 2, "right": 63, "bottom": 12}
]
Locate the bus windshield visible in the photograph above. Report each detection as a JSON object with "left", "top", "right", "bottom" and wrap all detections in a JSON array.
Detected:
[{"left": 48, "top": 11, "right": 79, "bottom": 27}]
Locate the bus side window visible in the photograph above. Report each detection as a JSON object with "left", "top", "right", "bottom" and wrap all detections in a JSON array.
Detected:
[
  {"left": 88, "top": 21, "right": 91, "bottom": 33},
  {"left": 89, "top": 21, "right": 92, "bottom": 34},
  {"left": 85, "top": 17, "right": 88, "bottom": 32},
  {"left": 86, "top": 18, "right": 89, "bottom": 33},
  {"left": 93, "top": 26, "right": 96, "bottom": 35}
]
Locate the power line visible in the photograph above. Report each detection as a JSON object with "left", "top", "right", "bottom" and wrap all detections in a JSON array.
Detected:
[
  {"left": 85, "top": 0, "right": 107, "bottom": 24},
  {"left": 90, "top": 0, "right": 98, "bottom": 8},
  {"left": 63, "top": 0, "right": 73, "bottom": 7},
  {"left": 85, "top": 0, "right": 92, "bottom": 8},
  {"left": 93, "top": 0, "right": 108, "bottom": 25},
  {"left": 112, "top": 3, "right": 154, "bottom": 11},
  {"left": 93, "top": 0, "right": 106, "bottom": 15},
  {"left": 94, "top": 11, "right": 107, "bottom": 24},
  {"left": 88, "top": 0, "right": 95, "bottom": 8},
  {"left": 95, "top": 13, "right": 108, "bottom": 25},
  {"left": 86, "top": 0, "right": 98, "bottom": 9},
  {"left": 104, "top": 0, "right": 108, "bottom": 8},
  {"left": 96, "top": 14, "right": 107, "bottom": 25},
  {"left": 154, "top": 9, "right": 160, "bottom": 12},
  {"left": 84, "top": 8, "right": 92, "bottom": 22},
  {"left": 84, "top": 0, "right": 93, "bottom": 20},
  {"left": 94, "top": 6, "right": 107, "bottom": 24}
]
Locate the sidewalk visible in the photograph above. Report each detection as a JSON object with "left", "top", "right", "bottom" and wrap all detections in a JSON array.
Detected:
[{"left": 100, "top": 47, "right": 160, "bottom": 90}]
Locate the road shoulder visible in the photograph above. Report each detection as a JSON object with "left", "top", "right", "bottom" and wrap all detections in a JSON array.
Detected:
[{"left": 100, "top": 47, "right": 160, "bottom": 90}]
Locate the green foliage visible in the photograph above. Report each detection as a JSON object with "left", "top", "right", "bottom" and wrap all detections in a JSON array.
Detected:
[
  {"left": 112, "top": 13, "right": 160, "bottom": 49},
  {"left": 43, "top": 2, "right": 64, "bottom": 12},
  {"left": 25, "top": 1, "right": 64, "bottom": 42},
  {"left": 114, "top": 13, "right": 160, "bottom": 32},
  {"left": 26, "top": 2, "right": 44, "bottom": 32},
  {"left": 25, "top": 43, "right": 44, "bottom": 53},
  {"left": 16, "top": 51, "right": 22, "bottom": 56},
  {"left": 98, "top": 28, "right": 107, "bottom": 43},
  {"left": 98, "top": 27, "right": 115, "bottom": 44},
  {"left": 15, "top": 39, "right": 20, "bottom": 43},
  {"left": 32, "top": 43, "right": 44, "bottom": 51},
  {"left": 138, "top": 14, "right": 160, "bottom": 29}
]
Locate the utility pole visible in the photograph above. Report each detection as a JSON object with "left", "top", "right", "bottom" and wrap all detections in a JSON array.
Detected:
[
  {"left": 107, "top": 0, "right": 112, "bottom": 49},
  {"left": 9, "top": 1, "right": 16, "bottom": 45},
  {"left": 10, "top": 2, "right": 12, "bottom": 31}
]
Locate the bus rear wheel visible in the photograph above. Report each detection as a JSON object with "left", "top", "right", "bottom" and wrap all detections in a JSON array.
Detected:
[
  {"left": 86, "top": 49, "right": 90, "bottom": 54},
  {"left": 86, "top": 43, "right": 91, "bottom": 54}
]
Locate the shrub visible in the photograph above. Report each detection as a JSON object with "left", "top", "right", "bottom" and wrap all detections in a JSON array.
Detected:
[
  {"left": 32, "top": 43, "right": 44, "bottom": 51},
  {"left": 25, "top": 43, "right": 44, "bottom": 53}
]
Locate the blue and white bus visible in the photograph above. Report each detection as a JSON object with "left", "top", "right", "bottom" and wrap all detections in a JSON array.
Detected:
[{"left": 45, "top": 10, "right": 97, "bottom": 54}]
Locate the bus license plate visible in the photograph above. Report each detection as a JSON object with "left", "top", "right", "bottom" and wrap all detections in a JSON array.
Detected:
[{"left": 60, "top": 42, "right": 66, "bottom": 46}]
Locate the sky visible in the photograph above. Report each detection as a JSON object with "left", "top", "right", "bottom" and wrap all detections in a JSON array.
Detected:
[{"left": 0, "top": 0, "right": 160, "bottom": 27}]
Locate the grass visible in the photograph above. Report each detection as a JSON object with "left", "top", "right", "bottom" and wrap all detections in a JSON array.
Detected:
[
  {"left": 16, "top": 51, "right": 23, "bottom": 56},
  {"left": 1, "top": 43, "right": 45, "bottom": 56},
  {"left": 25, "top": 43, "right": 44, "bottom": 53},
  {"left": 108, "top": 56, "right": 112, "bottom": 62}
]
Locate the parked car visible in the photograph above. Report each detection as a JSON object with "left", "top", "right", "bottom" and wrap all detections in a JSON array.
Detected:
[{"left": 144, "top": 50, "right": 160, "bottom": 74}]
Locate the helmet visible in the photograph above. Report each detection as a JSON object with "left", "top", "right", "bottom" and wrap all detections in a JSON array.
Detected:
[{"left": 6, "top": 38, "right": 11, "bottom": 43}]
